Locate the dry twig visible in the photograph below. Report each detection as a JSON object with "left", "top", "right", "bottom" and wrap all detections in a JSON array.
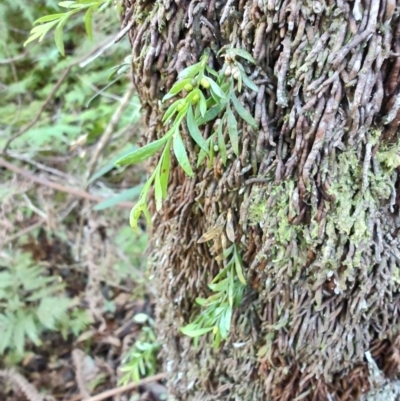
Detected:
[
  {"left": 0, "top": 157, "right": 134, "bottom": 209},
  {"left": 68, "top": 373, "right": 167, "bottom": 401}
]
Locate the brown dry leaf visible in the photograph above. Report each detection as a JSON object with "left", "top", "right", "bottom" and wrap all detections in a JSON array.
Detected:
[
  {"left": 197, "top": 214, "right": 225, "bottom": 243},
  {"left": 225, "top": 208, "right": 235, "bottom": 242}
]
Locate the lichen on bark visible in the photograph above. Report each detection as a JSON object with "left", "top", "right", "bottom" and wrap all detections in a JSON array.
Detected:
[{"left": 122, "top": 0, "right": 400, "bottom": 399}]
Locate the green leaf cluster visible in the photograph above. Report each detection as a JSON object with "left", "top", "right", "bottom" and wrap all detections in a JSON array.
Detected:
[
  {"left": 0, "top": 252, "right": 91, "bottom": 358},
  {"left": 180, "top": 244, "right": 246, "bottom": 348},
  {"left": 24, "top": 0, "right": 113, "bottom": 56},
  {"left": 118, "top": 48, "right": 259, "bottom": 228},
  {"left": 1, "top": 1, "right": 139, "bottom": 156},
  {"left": 119, "top": 316, "right": 160, "bottom": 385}
]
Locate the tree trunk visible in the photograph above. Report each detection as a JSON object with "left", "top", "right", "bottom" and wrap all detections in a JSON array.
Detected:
[{"left": 122, "top": 0, "right": 400, "bottom": 399}]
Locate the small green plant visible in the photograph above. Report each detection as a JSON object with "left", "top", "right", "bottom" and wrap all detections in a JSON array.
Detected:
[
  {"left": 115, "top": 47, "right": 259, "bottom": 229},
  {"left": 119, "top": 314, "right": 160, "bottom": 384},
  {"left": 180, "top": 243, "right": 246, "bottom": 348},
  {"left": 24, "top": 0, "right": 113, "bottom": 56},
  {"left": 0, "top": 252, "right": 90, "bottom": 357}
]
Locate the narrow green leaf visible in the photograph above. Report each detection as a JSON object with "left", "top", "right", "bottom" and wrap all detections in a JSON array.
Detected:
[
  {"left": 54, "top": 22, "right": 65, "bottom": 56},
  {"left": 231, "top": 92, "right": 258, "bottom": 128},
  {"left": 160, "top": 139, "right": 171, "bottom": 198},
  {"left": 34, "top": 14, "right": 65, "bottom": 24},
  {"left": 205, "top": 66, "right": 219, "bottom": 78},
  {"left": 178, "top": 62, "right": 202, "bottom": 79},
  {"left": 154, "top": 171, "right": 163, "bottom": 211},
  {"left": 173, "top": 132, "right": 194, "bottom": 177},
  {"left": 162, "top": 100, "right": 183, "bottom": 123},
  {"left": 221, "top": 307, "right": 232, "bottom": 338},
  {"left": 197, "top": 135, "right": 213, "bottom": 167},
  {"left": 187, "top": 106, "right": 209, "bottom": 153},
  {"left": 195, "top": 298, "right": 208, "bottom": 306},
  {"left": 142, "top": 204, "right": 152, "bottom": 227},
  {"left": 180, "top": 325, "right": 213, "bottom": 337},
  {"left": 93, "top": 185, "right": 143, "bottom": 211},
  {"left": 199, "top": 91, "right": 207, "bottom": 117},
  {"left": 237, "top": 70, "right": 242, "bottom": 93},
  {"left": 208, "top": 78, "right": 227, "bottom": 101},
  {"left": 228, "top": 48, "right": 257, "bottom": 64},
  {"left": 129, "top": 201, "right": 145, "bottom": 229},
  {"left": 211, "top": 264, "right": 229, "bottom": 284},
  {"left": 115, "top": 136, "right": 169, "bottom": 166},
  {"left": 209, "top": 278, "right": 229, "bottom": 291},
  {"left": 236, "top": 66, "right": 259, "bottom": 92},
  {"left": 23, "top": 31, "right": 43, "bottom": 47},
  {"left": 162, "top": 78, "right": 192, "bottom": 101},
  {"left": 24, "top": 20, "right": 59, "bottom": 47},
  {"left": 84, "top": 6, "right": 94, "bottom": 41},
  {"left": 196, "top": 104, "right": 223, "bottom": 126},
  {"left": 217, "top": 119, "right": 227, "bottom": 165},
  {"left": 227, "top": 108, "right": 239, "bottom": 156},
  {"left": 58, "top": 1, "right": 76, "bottom": 8},
  {"left": 213, "top": 329, "right": 222, "bottom": 348},
  {"left": 234, "top": 249, "right": 246, "bottom": 285},
  {"left": 89, "top": 145, "right": 137, "bottom": 184},
  {"left": 228, "top": 272, "right": 234, "bottom": 306}
]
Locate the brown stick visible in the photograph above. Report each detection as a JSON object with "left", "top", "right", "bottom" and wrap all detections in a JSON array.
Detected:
[
  {"left": 87, "top": 82, "right": 136, "bottom": 179},
  {"left": 66, "top": 373, "right": 166, "bottom": 401},
  {"left": 0, "top": 157, "right": 134, "bottom": 209}
]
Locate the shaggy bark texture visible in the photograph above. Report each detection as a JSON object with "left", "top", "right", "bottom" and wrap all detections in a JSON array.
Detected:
[{"left": 122, "top": 0, "right": 400, "bottom": 399}]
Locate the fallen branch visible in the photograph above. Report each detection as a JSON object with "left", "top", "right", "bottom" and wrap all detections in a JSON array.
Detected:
[
  {"left": 66, "top": 373, "right": 166, "bottom": 401},
  {"left": 0, "top": 157, "right": 134, "bottom": 209}
]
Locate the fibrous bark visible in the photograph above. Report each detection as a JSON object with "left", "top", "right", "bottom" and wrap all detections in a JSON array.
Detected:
[{"left": 122, "top": 0, "right": 400, "bottom": 399}]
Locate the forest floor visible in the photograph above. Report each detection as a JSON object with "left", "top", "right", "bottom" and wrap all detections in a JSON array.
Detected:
[
  {"left": 0, "top": 126, "right": 166, "bottom": 401},
  {"left": 1, "top": 3, "right": 166, "bottom": 400}
]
